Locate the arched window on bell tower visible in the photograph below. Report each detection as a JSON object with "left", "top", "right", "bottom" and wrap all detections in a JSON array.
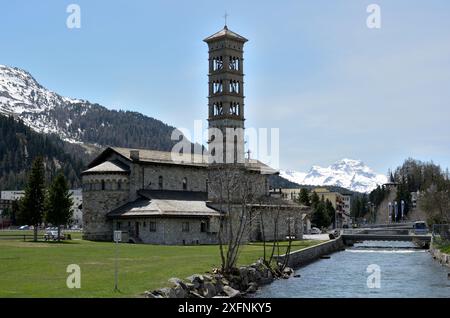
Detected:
[
  {"left": 229, "top": 56, "right": 240, "bottom": 71},
  {"left": 213, "top": 56, "right": 223, "bottom": 71}
]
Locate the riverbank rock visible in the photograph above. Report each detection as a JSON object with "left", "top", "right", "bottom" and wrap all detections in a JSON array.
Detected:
[
  {"left": 245, "top": 282, "right": 258, "bottom": 294},
  {"left": 202, "top": 281, "right": 216, "bottom": 298},
  {"left": 168, "top": 277, "right": 187, "bottom": 289},
  {"left": 223, "top": 285, "right": 241, "bottom": 298},
  {"left": 186, "top": 274, "right": 203, "bottom": 289},
  {"left": 144, "top": 259, "right": 296, "bottom": 298},
  {"left": 282, "top": 267, "right": 294, "bottom": 279}
]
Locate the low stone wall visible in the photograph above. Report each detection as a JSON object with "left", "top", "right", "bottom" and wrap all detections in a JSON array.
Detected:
[
  {"left": 430, "top": 244, "right": 450, "bottom": 268},
  {"left": 276, "top": 237, "right": 345, "bottom": 269}
]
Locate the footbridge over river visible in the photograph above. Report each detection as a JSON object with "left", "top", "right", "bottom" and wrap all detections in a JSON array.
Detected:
[{"left": 341, "top": 225, "right": 431, "bottom": 248}]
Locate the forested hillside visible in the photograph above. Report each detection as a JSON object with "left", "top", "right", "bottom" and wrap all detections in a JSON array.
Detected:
[{"left": 0, "top": 115, "right": 84, "bottom": 190}]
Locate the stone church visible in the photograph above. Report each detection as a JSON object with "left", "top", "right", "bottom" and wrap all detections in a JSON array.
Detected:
[{"left": 82, "top": 25, "right": 309, "bottom": 244}]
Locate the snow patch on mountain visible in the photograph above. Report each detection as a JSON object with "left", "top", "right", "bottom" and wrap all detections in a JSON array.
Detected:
[
  {"left": 280, "top": 159, "right": 387, "bottom": 193},
  {"left": 0, "top": 64, "right": 86, "bottom": 142}
]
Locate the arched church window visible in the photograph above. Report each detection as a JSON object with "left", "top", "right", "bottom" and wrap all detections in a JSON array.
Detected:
[
  {"left": 213, "top": 56, "right": 223, "bottom": 71},
  {"left": 101, "top": 180, "right": 105, "bottom": 191},
  {"left": 229, "top": 102, "right": 240, "bottom": 116},
  {"left": 229, "top": 80, "right": 239, "bottom": 93},
  {"left": 117, "top": 180, "right": 122, "bottom": 190},
  {"left": 213, "top": 102, "right": 223, "bottom": 116},
  {"left": 213, "top": 80, "right": 223, "bottom": 94},
  {"left": 158, "top": 176, "right": 163, "bottom": 190},
  {"left": 229, "top": 57, "right": 240, "bottom": 71},
  {"left": 182, "top": 177, "right": 187, "bottom": 190}
]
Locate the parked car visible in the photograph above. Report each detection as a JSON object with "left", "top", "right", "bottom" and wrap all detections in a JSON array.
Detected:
[
  {"left": 18, "top": 225, "right": 30, "bottom": 230},
  {"left": 310, "top": 227, "right": 321, "bottom": 234},
  {"left": 411, "top": 221, "right": 428, "bottom": 235},
  {"left": 44, "top": 230, "right": 65, "bottom": 241}
]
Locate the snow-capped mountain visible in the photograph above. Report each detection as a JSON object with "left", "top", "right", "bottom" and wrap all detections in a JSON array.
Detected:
[
  {"left": 281, "top": 159, "right": 387, "bottom": 193},
  {"left": 0, "top": 64, "right": 87, "bottom": 143}
]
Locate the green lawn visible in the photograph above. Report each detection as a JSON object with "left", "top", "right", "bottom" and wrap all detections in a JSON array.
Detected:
[{"left": 0, "top": 235, "right": 322, "bottom": 298}]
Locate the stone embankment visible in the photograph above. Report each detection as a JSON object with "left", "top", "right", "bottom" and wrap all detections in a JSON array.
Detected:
[
  {"left": 144, "top": 260, "right": 294, "bottom": 298},
  {"left": 276, "top": 237, "right": 345, "bottom": 268},
  {"left": 430, "top": 245, "right": 450, "bottom": 268},
  {"left": 145, "top": 237, "right": 345, "bottom": 298}
]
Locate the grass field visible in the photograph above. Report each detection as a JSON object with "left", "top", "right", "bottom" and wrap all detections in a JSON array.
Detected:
[{"left": 0, "top": 232, "right": 323, "bottom": 298}]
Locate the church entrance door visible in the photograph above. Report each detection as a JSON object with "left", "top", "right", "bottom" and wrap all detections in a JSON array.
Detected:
[{"left": 135, "top": 222, "right": 140, "bottom": 237}]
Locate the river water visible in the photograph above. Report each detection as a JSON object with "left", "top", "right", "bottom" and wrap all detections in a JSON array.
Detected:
[{"left": 255, "top": 241, "right": 450, "bottom": 298}]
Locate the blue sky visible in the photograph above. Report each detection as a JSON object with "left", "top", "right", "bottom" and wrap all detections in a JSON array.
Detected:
[{"left": 1, "top": 0, "right": 449, "bottom": 174}]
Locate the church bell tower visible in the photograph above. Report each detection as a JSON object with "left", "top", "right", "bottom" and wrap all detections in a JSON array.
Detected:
[{"left": 204, "top": 25, "right": 248, "bottom": 164}]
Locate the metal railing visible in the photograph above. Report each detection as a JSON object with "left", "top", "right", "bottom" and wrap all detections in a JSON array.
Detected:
[{"left": 0, "top": 234, "right": 36, "bottom": 241}]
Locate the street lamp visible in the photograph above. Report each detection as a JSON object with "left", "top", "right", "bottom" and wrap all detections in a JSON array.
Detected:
[{"left": 388, "top": 202, "right": 392, "bottom": 224}]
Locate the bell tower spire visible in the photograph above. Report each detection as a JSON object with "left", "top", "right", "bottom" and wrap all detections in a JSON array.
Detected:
[{"left": 204, "top": 25, "right": 248, "bottom": 164}]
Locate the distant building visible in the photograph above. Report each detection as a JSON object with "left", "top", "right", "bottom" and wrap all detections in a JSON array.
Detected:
[
  {"left": 312, "top": 188, "right": 351, "bottom": 228},
  {"left": 269, "top": 187, "right": 353, "bottom": 228},
  {"left": 342, "top": 194, "right": 351, "bottom": 216},
  {"left": 275, "top": 188, "right": 302, "bottom": 202},
  {"left": 0, "top": 191, "right": 24, "bottom": 227},
  {"left": 1, "top": 190, "right": 25, "bottom": 201},
  {"left": 0, "top": 189, "right": 82, "bottom": 227}
]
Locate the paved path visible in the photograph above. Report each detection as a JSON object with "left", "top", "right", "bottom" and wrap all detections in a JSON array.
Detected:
[{"left": 303, "top": 234, "right": 330, "bottom": 241}]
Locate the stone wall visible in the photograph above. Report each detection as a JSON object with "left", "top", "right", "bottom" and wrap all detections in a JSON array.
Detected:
[
  {"left": 276, "top": 237, "right": 345, "bottom": 269},
  {"left": 207, "top": 167, "right": 268, "bottom": 202},
  {"left": 113, "top": 217, "right": 219, "bottom": 245},
  {"left": 129, "top": 162, "right": 208, "bottom": 201},
  {"left": 430, "top": 243, "right": 450, "bottom": 268},
  {"left": 251, "top": 208, "right": 305, "bottom": 242},
  {"left": 82, "top": 173, "right": 130, "bottom": 241}
]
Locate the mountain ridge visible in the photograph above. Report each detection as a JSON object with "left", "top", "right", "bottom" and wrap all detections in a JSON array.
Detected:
[{"left": 0, "top": 64, "right": 180, "bottom": 151}]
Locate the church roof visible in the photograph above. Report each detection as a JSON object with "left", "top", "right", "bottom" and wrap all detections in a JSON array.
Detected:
[
  {"left": 113, "top": 147, "right": 207, "bottom": 166},
  {"left": 86, "top": 147, "right": 278, "bottom": 175},
  {"left": 204, "top": 26, "right": 248, "bottom": 43},
  {"left": 107, "top": 190, "right": 221, "bottom": 218},
  {"left": 82, "top": 160, "right": 130, "bottom": 174}
]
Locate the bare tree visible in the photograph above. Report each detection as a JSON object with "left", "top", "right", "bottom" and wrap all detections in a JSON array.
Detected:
[
  {"left": 257, "top": 202, "right": 295, "bottom": 274},
  {"left": 420, "top": 184, "right": 450, "bottom": 224},
  {"left": 208, "top": 164, "right": 262, "bottom": 273}
]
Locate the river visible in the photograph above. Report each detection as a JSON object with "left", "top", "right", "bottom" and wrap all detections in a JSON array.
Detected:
[{"left": 255, "top": 241, "right": 450, "bottom": 298}]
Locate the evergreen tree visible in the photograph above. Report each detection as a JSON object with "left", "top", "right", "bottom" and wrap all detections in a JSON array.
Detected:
[
  {"left": 18, "top": 157, "right": 46, "bottom": 242},
  {"left": 325, "top": 199, "right": 336, "bottom": 227},
  {"left": 395, "top": 177, "right": 412, "bottom": 219},
  {"left": 298, "top": 188, "right": 310, "bottom": 206},
  {"left": 311, "top": 201, "right": 331, "bottom": 229},
  {"left": 310, "top": 191, "right": 320, "bottom": 209},
  {"left": 45, "top": 172, "right": 73, "bottom": 241}
]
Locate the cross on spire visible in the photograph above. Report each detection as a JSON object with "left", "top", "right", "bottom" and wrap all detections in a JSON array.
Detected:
[
  {"left": 223, "top": 12, "right": 229, "bottom": 27},
  {"left": 246, "top": 149, "right": 251, "bottom": 160}
]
